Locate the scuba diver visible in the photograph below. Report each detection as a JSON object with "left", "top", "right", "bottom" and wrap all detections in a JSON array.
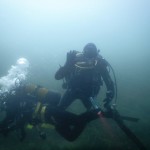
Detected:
[
  {"left": 55, "top": 43, "right": 115, "bottom": 111},
  {"left": 0, "top": 57, "right": 147, "bottom": 150},
  {"left": 0, "top": 57, "right": 100, "bottom": 142},
  {"left": 54, "top": 46, "right": 148, "bottom": 150},
  {"left": 0, "top": 83, "right": 100, "bottom": 142}
]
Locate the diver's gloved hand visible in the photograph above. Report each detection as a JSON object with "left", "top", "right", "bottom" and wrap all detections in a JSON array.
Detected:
[
  {"left": 103, "top": 90, "right": 114, "bottom": 112},
  {"left": 65, "top": 50, "right": 76, "bottom": 68},
  {"left": 103, "top": 99, "right": 111, "bottom": 111}
]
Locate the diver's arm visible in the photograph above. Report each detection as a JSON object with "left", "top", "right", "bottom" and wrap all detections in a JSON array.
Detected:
[
  {"left": 100, "top": 59, "right": 115, "bottom": 102},
  {"left": 102, "top": 68, "right": 114, "bottom": 96},
  {"left": 55, "top": 66, "right": 68, "bottom": 80},
  {"left": 55, "top": 50, "right": 76, "bottom": 80}
]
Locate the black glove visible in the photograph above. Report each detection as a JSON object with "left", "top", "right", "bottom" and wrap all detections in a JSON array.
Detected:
[
  {"left": 103, "top": 98, "right": 111, "bottom": 111},
  {"left": 106, "top": 90, "right": 114, "bottom": 99},
  {"left": 55, "top": 50, "right": 76, "bottom": 80},
  {"left": 103, "top": 90, "right": 114, "bottom": 111},
  {"left": 65, "top": 50, "right": 76, "bottom": 68}
]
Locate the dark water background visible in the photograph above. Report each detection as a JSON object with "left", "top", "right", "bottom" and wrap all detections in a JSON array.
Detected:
[{"left": 0, "top": 0, "right": 150, "bottom": 149}]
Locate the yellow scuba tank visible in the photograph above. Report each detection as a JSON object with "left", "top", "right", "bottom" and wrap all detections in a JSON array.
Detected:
[{"left": 25, "top": 84, "right": 55, "bottom": 130}]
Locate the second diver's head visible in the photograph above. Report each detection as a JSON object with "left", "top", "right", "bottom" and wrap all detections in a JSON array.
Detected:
[{"left": 83, "top": 43, "right": 98, "bottom": 59}]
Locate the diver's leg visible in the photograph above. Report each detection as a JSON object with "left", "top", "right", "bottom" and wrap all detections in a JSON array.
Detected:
[
  {"left": 54, "top": 110, "right": 86, "bottom": 141},
  {"left": 45, "top": 105, "right": 85, "bottom": 141},
  {"left": 45, "top": 105, "right": 78, "bottom": 124},
  {"left": 80, "top": 95, "right": 93, "bottom": 110},
  {"left": 55, "top": 110, "right": 100, "bottom": 141},
  {"left": 58, "top": 90, "right": 75, "bottom": 110},
  {"left": 55, "top": 121, "right": 86, "bottom": 142},
  {"left": 45, "top": 103, "right": 99, "bottom": 141},
  {"left": 59, "top": 110, "right": 100, "bottom": 141}
]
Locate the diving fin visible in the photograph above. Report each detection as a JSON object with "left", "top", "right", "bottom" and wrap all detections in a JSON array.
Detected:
[{"left": 120, "top": 115, "right": 139, "bottom": 122}]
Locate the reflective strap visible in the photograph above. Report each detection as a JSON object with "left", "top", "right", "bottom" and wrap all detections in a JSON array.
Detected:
[
  {"left": 26, "top": 124, "right": 34, "bottom": 129},
  {"left": 33, "top": 104, "right": 47, "bottom": 123},
  {"left": 75, "top": 60, "right": 97, "bottom": 69},
  {"left": 33, "top": 102, "right": 42, "bottom": 119},
  {"left": 75, "top": 64, "right": 94, "bottom": 69},
  {"left": 40, "top": 106, "right": 46, "bottom": 123}
]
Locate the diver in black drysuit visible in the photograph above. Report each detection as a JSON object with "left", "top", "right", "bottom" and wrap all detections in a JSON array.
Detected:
[{"left": 55, "top": 43, "right": 115, "bottom": 111}]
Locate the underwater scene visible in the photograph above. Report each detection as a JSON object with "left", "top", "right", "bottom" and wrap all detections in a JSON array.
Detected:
[{"left": 0, "top": 0, "right": 150, "bottom": 150}]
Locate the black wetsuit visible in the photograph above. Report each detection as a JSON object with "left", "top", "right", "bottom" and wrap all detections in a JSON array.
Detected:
[
  {"left": 55, "top": 52, "right": 114, "bottom": 110},
  {"left": 45, "top": 105, "right": 99, "bottom": 141}
]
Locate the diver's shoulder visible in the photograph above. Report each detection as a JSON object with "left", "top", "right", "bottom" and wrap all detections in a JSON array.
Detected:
[{"left": 97, "top": 55, "right": 108, "bottom": 66}]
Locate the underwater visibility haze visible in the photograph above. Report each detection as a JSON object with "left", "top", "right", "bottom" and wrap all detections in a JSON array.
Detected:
[{"left": 0, "top": 0, "right": 150, "bottom": 150}]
